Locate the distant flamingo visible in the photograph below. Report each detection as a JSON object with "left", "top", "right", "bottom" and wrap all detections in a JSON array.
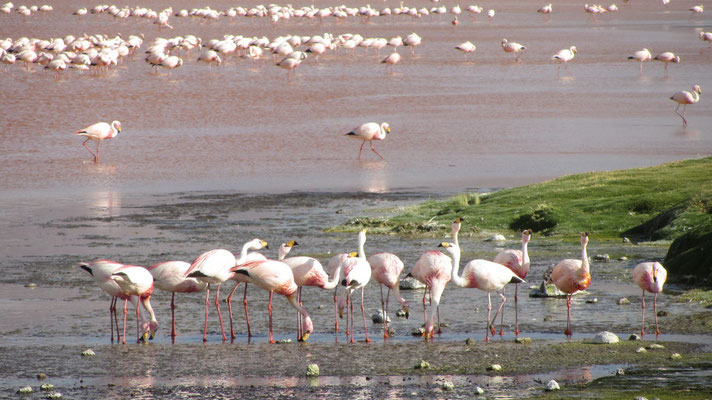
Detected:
[
  {"left": 549, "top": 232, "right": 591, "bottom": 337},
  {"left": 78, "top": 259, "right": 135, "bottom": 343},
  {"left": 690, "top": 4, "right": 704, "bottom": 14},
  {"left": 111, "top": 265, "right": 158, "bottom": 344},
  {"left": 493, "top": 229, "right": 532, "bottom": 335},
  {"left": 632, "top": 261, "right": 667, "bottom": 338},
  {"left": 552, "top": 46, "right": 576, "bottom": 76},
  {"left": 403, "top": 33, "right": 422, "bottom": 55},
  {"left": 538, "top": 4, "right": 552, "bottom": 13},
  {"left": 223, "top": 238, "right": 269, "bottom": 339},
  {"left": 233, "top": 258, "right": 313, "bottom": 343},
  {"left": 628, "top": 48, "right": 652, "bottom": 75},
  {"left": 653, "top": 52, "right": 680, "bottom": 75},
  {"left": 501, "top": 38, "right": 526, "bottom": 61},
  {"left": 345, "top": 122, "right": 390, "bottom": 160},
  {"left": 147, "top": 261, "right": 207, "bottom": 341},
  {"left": 454, "top": 41, "right": 476, "bottom": 57},
  {"left": 700, "top": 32, "right": 712, "bottom": 49},
  {"left": 407, "top": 218, "right": 460, "bottom": 339},
  {"left": 670, "top": 85, "right": 702, "bottom": 127},
  {"left": 381, "top": 51, "right": 401, "bottom": 71},
  {"left": 367, "top": 251, "right": 409, "bottom": 338},
  {"left": 341, "top": 230, "right": 373, "bottom": 342},
  {"left": 74, "top": 120, "right": 122, "bottom": 163},
  {"left": 186, "top": 249, "right": 237, "bottom": 342},
  {"left": 442, "top": 242, "right": 525, "bottom": 341}
]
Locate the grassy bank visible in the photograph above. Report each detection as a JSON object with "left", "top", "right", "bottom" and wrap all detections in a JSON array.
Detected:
[{"left": 331, "top": 157, "right": 712, "bottom": 243}]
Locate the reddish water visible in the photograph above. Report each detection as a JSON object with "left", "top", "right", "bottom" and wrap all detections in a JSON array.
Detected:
[{"left": 0, "top": 0, "right": 710, "bottom": 200}]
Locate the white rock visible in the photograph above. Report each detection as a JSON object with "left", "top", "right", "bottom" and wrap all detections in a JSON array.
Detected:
[
  {"left": 546, "top": 379, "right": 560, "bottom": 391},
  {"left": 474, "top": 386, "right": 485, "bottom": 395},
  {"left": 400, "top": 276, "right": 426, "bottom": 290},
  {"left": 586, "top": 331, "right": 620, "bottom": 344},
  {"left": 81, "top": 349, "right": 95, "bottom": 357},
  {"left": 484, "top": 234, "right": 506, "bottom": 242}
]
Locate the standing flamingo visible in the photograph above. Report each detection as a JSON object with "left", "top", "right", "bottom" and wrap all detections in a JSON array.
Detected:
[
  {"left": 327, "top": 252, "right": 352, "bottom": 334},
  {"left": 78, "top": 259, "right": 135, "bottom": 343},
  {"left": 233, "top": 258, "right": 314, "bottom": 343},
  {"left": 549, "top": 232, "right": 591, "bottom": 337},
  {"left": 367, "top": 251, "right": 409, "bottom": 338},
  {"left": 407, "top": 218, "right": 460, "bottom": 339},
  {"left": 147, "top": 261, "right": 207, "bottom": 341},
  {"left": 224, "top": 238, "right": 269, "bottom": 339},
  {"left": 441, "top": 242, "right": 525, "bottom": 341},
  {"left": 111, "top": 265, "right": 158, "bottom": 344},
  {"left": 493, "top": 229, "right": 532, "bottom": 336},
  {"left": 74, "top": 120, "right": 122, "bottom": 163},
  {"left": 552, "top": 46, "right": 576, "bottom": 76},
  {"left": 632, "top": 261, "right": 667, "bottom": 338},
  {"left": 670, "top": 85, "right": 702, "bottom": 128},
  {"left": 345, "top": 122, "right": 391, "bottom": 160},
  {"left": 628, "top": 48, "right": 652, "bottom": 75},
  {"left": 501, "top": 38, "right": 526, "bottom": 61},
  {"left": 186, "top": 249, "right": 237, "bottom": 342},
  {"left": 381, "top": 51, "right": 401, "bottom": 71},
  {"left": 341, "top": 230, "right": 373, "bottom": 343},
  {"left": 653, "top": 52, "right": 680, "bottom": 75}
]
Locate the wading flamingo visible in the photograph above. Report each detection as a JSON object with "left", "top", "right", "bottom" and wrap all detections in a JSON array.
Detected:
[
  {"left": 552, "top": 46, "right": 576, "bottom": 76},
  {"left": 493, "top": 229, "right": 532, "bottom": 336},
  {"left": 341, "top": 230, "right": 373, "bottom": 343},
  {"left": 381, "top": 51, "right": 401, "bottom": 71},
  {"left": 628, "top": 48, "right": 652, "bottom": 75},
  {"left": 501, "top": 38, "right": 526, "bottom": 61},
  {"left": 454, "top": 41, "right": 476, "bottom": 57},
  {"left": 442, "top": 242, "right": 525, "bottom": 341},
  {"left": 147, "top": 260, "right": 207, "bottom": 341},
  {"left": 549, "top": 232, "right": 591, "bottom": 337},
  {"left": 367, "top": 251, "right": 409, "bottom": 338},
  {"left": 345, "top": 122, "right": 390, "bottom": 160},
  {"left": 74, "top": 120, "right": 122, "bottom": 163},
  {"left": 111, "top": 265, "right": 158, "bottom": 344},
  {"left": 632, "top": 261, "right": 667, "bottom": 338},
  {"left": 223, "top": 238, "right": 269, "bottom": 339},
  {"left": 653, "top": 52, "right": 680, "bottom": 75},
  {"left": 327, "top": 252, "right": 352, "bottom": 334},
  {"left": 670, "top": 85, "right": 702, "bottom": 128}
]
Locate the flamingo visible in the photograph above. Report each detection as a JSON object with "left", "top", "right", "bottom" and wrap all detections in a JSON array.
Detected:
[
  {"left": 670, "top": 85, "right": 702, "bottom": 128},
  {"left": 549, "top": 232, "right": 591, "bottom": 337},
  {"left": 653, "top": 52, "right": 680, "bottom": 75},
  {"left": 186, "top": 249, "right": 237, "bottom": 342},
  {"left": 628, "top": 48, "right": 652, "bottom": 75},
  {"left": 78, "top": 259, "right": 136, "bottom": 343},
  {"left": 454, "top": 41, "right": 476, "bottom": 57},
  {"left": 538, "top": 4, "right": 553, "bottom": 14},
  {"left": 632, "top": 261, "right": 667, "bottom": 338},
  {"left": 223, "top": 238, "right": 269, "bottom": 339},
  {"left": 552, "top": 46, "right": 576, "bottom": 76},
  {"left": 493, "top": 229, "right": 532, "bottom": 336},
  {"left": 111, "top": 265, "right": 158, "bottom": 344},
  {"left": 690, "top": 4, "right": 704, "bottom": 14},
  {"left": 403, "top": 33, "right": 422, "bottom": 55},
  {"left": 147, "top": 261, "right": 207, "bottom": 341},
  {"left": 341, "top": 230, "right": 373, "bottom": 343},
  {"left": 700, "top": 32, "right": 712, "bottom": 49},
  {"left": 407, "top": 218, "right": 460, "bottom": 339},
  {"left": 74, "top": 120, "right": 122, "bottom": 163},
  {"left": 441, "top": 242, "right": 525, "bottom": 341},
  {"left": 501, "top": 38, "right": 526, "bottom": 61},
  {"left": 381, "top": 51, "right": 401, "bottom": 71},
  {"left": 280, "top": 241, "right": 343, "bottom": 340},
  {"left": 327, "top": 252, "right": 353, "bottom": 334},
  {"left": 233, "top": 259, "right": 313, "bottom": 343},
  {"left": 368, "top": 251, "right": 409, "bottom": 338},
  {"left": 345, "top": 122, "right": 391, "bottom": 160}
]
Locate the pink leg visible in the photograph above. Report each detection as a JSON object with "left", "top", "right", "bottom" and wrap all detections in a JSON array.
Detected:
[
  {"left": 214, "top": 284, "right": 226, "bottom": 342},
  {"left": 110, "top": 297, "right": 118, "bottom": 343},
  {"left": 243, "top": 283, "right": 252, "bottom": 337},
  {"left": 640, "top": 289, "right": 646, "bottom": 338},
  {"left": 226, "top": 281, "right": 240, "bottom": 339},
  {"left": 654, "top": 292, "right": 661, "bottom": 336},
  {"left": 297, "top": 287, "right": 303, "bottom": 341},
  {"left": 491, "top": 291, "right": 507, "bottom": 337},
  {"left": 484, "top": 292, "right": 492, "bottom": 341},
  {"left": 122, "top": 298, "right": 128, "bottom": 344},
  {"left": 358, "top": 141, "right": 366, "bottom": 160},
  {"left": 421, "top": 288, "right": 428, "bottom": 338},
  {"left": 95, "top": 140, "right": 101, "bottom": 163},
  {"left": 362, "top": 287, "right": 372, "bottom": 343},
  {"left": 268, "top": 291, "right": 275, "bottom": 344},
  {"left": 203, "top": 285, "right": 210, "bottom": 342},
  {"left": 369, "top": 141, "right": 384, "bottom": 160},
  {"left": 565, "top": 294, "right": 573, "bottom": 337},
  {"left": 82, "top": 139, "right": 97, "bottom": 160},
  {"left": 498, "top": 286, "right": 506, "bottom": 336},
  {"left": 514, "top": 283, "right": 520, "bottom": 336},
  {"left": 384, "top": 286, "right": 391, "bottom": 339},
  {"left": 349, "top": 293, "right": 355, "bottom": 343},
  {"left": 171, "top": 292, "right": 177, "bottom": 340},
  {"left": 333, "top": 287, "right": 339, "bottom": 334},
  {"left": 135, "top": 298, "right": 141, "bottom": 343}
]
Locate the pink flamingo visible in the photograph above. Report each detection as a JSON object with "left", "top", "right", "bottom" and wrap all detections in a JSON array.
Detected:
[
  {"left": 653, "top": 52, "right": 680, "bottom": 75},
  {"left": 233, "top": 259, "right": 313, "bottom": 343},
  {"left": 549, "top": 232, "right": 591, "bottom": 337},
  {"left": 327, "top": 252, "right": 352, "bottom": 334},
  {"left": 442, "top": 242, "right": 524, "bottom": 341},
  {"left": 628, "top": 48, "right": 652, "bottom": 75},
  {"left": 345, "top": 122, "right": 391, "bottom": 160},
  {"left": 111, "top": 265, "right": 158, "bottom": 344},
  {"left": 632, "top": 261, "right": 667, "bottom": 338},
  {"left": 78, "top": 259, "right": 135, "bottom": 343},
  {"left": 280, "top": 241, "right": 343, "bottom": 341},
  {"left": 670, "top": 85, "right": 702, "bottom": 128},
  {"left": 341, "top": 230, "right": 373, "bottom": 343},
  {"left": 224, "top": 238, "right": 269, "bottom": 339},
  {"left": 367, "top": 252, "right": 409, "bottom": 338},
  {"left": 147, "top": 261, "right": 207, "bottom": 341},
  {"left": 552, "top": 46, "right": 576, "bottom": 76},
  {"left": 74, "top": 120, "right": 122, "bottom": 163},
  {"left": 501, "top": 38, "right": 526, "bottom": 61},
  {"left": 186, "top": 249, "right": 237, "bottom": 342},
  {"left": 407, "top": 218, "right": 460, "bottom": 339},
  {"left": 493, "top": 229, "right": 532, "bottom": 335}
]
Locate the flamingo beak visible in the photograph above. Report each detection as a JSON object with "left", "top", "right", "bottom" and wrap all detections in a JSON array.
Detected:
[
  {"left": 141, "top": 332, "right": 150, "bottom": 342},
  {"left": 403, "top": 306, "right": 410, "bottom": 319},
  {"left": 299, "top": 332, "right": 310, "bottom": 342}
]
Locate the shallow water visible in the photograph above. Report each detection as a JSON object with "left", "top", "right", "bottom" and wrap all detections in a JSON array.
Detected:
[{"left": 1, "top": 0, "right": 711, "bottom": 398}]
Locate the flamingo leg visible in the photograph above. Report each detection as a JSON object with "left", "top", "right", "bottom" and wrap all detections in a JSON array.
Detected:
[
  {"left": 369, "top": 141, "right": 385, "bottom": 160},
  {"left": 110, "top": 296, "right": 118, "bottom": 343},
  {"left": 491, "top": 291, "right": 507, "bottom": 337},
  {"left": 82, "top": 139, "right": 97, "bottom": 160},
  {"left": 349, "top": 292, "right": 355, "bottom": 343},
  {"left": 333, "top": 287, "right": 339, "bottom": 334},
  {"left": 122, "top": 298, "right": 128, "bottom": 344},
  {"left": 214, "top": 283, "right": 226, "bottom": 342},
  {"left": 674, "top": 104, "right": 688, "bottom": 127},
  {"left": 498, "top": 286, "right": 506, "bottom": 336},
  {"left": 514, "top": 283, "right": 520, "bottom": 336},
  {"left": 95, "top": 140, "right": 102, "bottom": 163},
  {"left": 484, "top": 292, "right": 492, "bottom": 341},
  {"left": 654, "top": 292, "right": 662, "bottom": 336},
  {"left": 421, "top": 287, "right": 428, "bottom": 338},
  {"left": 640, "top": 289, "right": 646, "bottom": 338},
  {"left": 358, "top": 141, "right": 366, "bottom": 160},
  {"left": 384, "top": 287, "right": 391, "bottom": 338},
  {"left": 226, "top": 281, "right": 240, "bottom": 339},
  {"left": 171, "top": 292, "right": 177, "bottom": 340},
  {"left": 243, "top": 283, "right": 252, "bottom": 337},
  {"left": 203, "top": 284, "right": 210, "bottom": 342},
  {"left": 135, "top": 297, "right": 141, "bottom": 343},
  {"left": 297, "top": 286, "right": 303, "bottom": 341},
  {"left": 565, "top": 294, "right": 573, "bottom": 337},
  {"left": 268, "top": 291, "right": 275, "bottom": 344},
  {"left": 362, "top": 287, "right": 372, "bottom": 343}
]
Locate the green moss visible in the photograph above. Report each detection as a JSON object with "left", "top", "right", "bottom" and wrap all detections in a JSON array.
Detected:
[{"left": 664, "top": 222, "right": 712, "bottom": 286}]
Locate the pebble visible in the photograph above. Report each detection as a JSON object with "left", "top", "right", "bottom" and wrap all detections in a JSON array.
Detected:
[
  {"left": 657, "top": 310, "right": 669, "bottom": 317},
  {"left": 415, "top": 360, "right": 431, "bottom": 369},
  {"left": 629, "top": 334, "right": 641, "bottom": 341},
  {"left": 17, "top": 386, "right": 33, "bottom": 394},
  {"left": 617, "top": 298, "right": 630, "bottom": 305},
  {"left": 586, "top": 298, "right": 598, "bottom": 304},
  {"left": 646, "top": 344, "right": 665, "bottom": 350},
  {"left": 465, "top": 338, "right": 476, "bottom": 345},
  {"left": 371, "top": 310, "right": 390, "bottom": 324},
  {"left": 441, "top": 380, "right": 454, "bottom": 391},
  {"left": 81, "top": 349, "right": 95, "bottom": 357},
  {"left": 586, "top": 331, "right": 620, "bottom": 344},
  {"left": 634, "top": 397, "right": 648, "bottom": 400},
  {"left": 635, "top": 347, "right": 647, "bottom": 353},
  {"left": 530, "top": 282, "right": 567, "bottom": 298},
  {"left": 543, "top": 315, "right": 554, "bottom": 322},
  {"left": 395, "top": 309, "right": 408, "bottom": 318},
  {"left": 619, "top": 256, "right": 628, "bottom": 261},
  {"left": 594, "top": 254, "right": 610, "bottom": 262},
  {"left": 545, "top": 379, "right": 560, "bottom": 391},
  {"left": 40, "top": 383, "right": 54, "bottom": 391},
  {"left": 487, "top": 364, "right": 502, "bottom": 372},
  {"left": 277, "top": 339, "right": 292, "bottom": 344},
  {"left": 622, "top": 237, "right": 631, "bottom": 243},
  {"left": 305, "top": 364, "right": 320, "bottom": 377},
  {"left": 411, "top": 327, "right": 425, "bottom": 336},
  {"left": 474, "top": 386, "right": 485, "bottom": 395},
  {"left": 25, "top": 283, "right": 37, "bottom": 288},
  {"left": 671, "top": 353, "right": 682, "bottom": 359},
  {"left": 37, "top": 373, "right": 48, "bottom": 380},
  {"left": 616, "top": 368, "right": 625, "bottom": 376},
  {"left": 515, "top": 337, "right": 532, "bottom": 344},
  {"left": 46, "top": 393, "right": 63, "bottom": 399}
]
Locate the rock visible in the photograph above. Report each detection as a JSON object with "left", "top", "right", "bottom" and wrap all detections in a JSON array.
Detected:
[
  {"left": 657, "top": 310, "right": 668, "bottom": 317},
  {"left": 530, "top": 281, "right": 567, "bottom": 298},
  {"left": 646, "top": 343, "right": 665, "bottom": 350},
  {"left": 395, "top": 309, "right": 408, "bottom": 318},
  {"left": 465, "top": 338, "right": 476, "bottom": 345},
  {"left": 586, "top": 297, "right": 598, "bottom": 304},
  {"left": 25, "top": 283, "right": 37, "bottom": 288},
  {"left": 585, "top": 331, "right": 620, "bottom": 344},
  {"left": 619, "top": 256, "right": 628, "bottom": 261},
  {"left": 441, "top": 380, "right": 454, "bottom": 391},
  {"left": 671, "top": 353, "right": 682, "bottom": 359},
  {"left": 622, "top": 237, "right": 631, "bottom": 243},
  {"left": 387, "top": 327, "right": 396, "bottom": 336},
  {"left": 486, "top": 364, "right": 502, "bottom": 372},
  {"left": 37, "top": 373, "right": 48, "bottom": 380},
  {"left": 371, "top": 310, "right": 390, "bottom": 324},
  {"left": 81, "top": 349, "right": 95, "bottom": 357},
  {"left": 276, "top": 339, "right": 292, "bottom": 344},
  {"left": 634, "top": 397, "right": 648, "bottom": 400},
  {"left": 545, "top": 380, "right": 560, "bottom": 391},
  {"left": 400, "top": 276, "right": 426, "bottom": 290},
  {"left": 484, "top": 234, "right": 506, "bottom": 242},
  {"left": 47, "top": 393, "right": 63, "bottom": 399},
  {"left": 594, "top": 254, "right": 610, "bottom": 262},
  {"left": 474, "top": 386, "right": 485, "bottom": 395},
  {"left": 305, "top": 364, "right": 320, "bottom": 377},
  {"left": 617, "top": 298, "right": 630, "bottom": 305},
  {"left": 616, "top": 368, "right": 625, "bottom": 376},
  {"left": 515, "top": 337, "right": 532, "bottom": 344},
  {"left": 629, "top": 333, "right": 641, "bottom": 341},
  {"left": 40, "top": 383, "right": 54, "bottom": 391},
  {"left": 635, "top": 347, "right": 647, "bottom": 353},
  {"left": 411, "top": 327, "right": 425, "bottom": 336},
  {"left": 543, "top": 315, "right": 554, "bottom": 322},
  {"left": 415, "top": 360, "right": 430, "bottom": 370},
  {"left": 17, "top": 386, "right": 33, "bottom": 394}
]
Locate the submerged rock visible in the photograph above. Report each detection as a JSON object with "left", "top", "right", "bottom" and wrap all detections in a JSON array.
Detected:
[
  {"left": 395, "top": 309, "right": 408, "bottom": 318},
  {"left": 629, "top": 333, "right": 641, "bottom": 341},
  {"left": 530, "top": 281, "right": 567, "bottom": 298},
  {"left": 411, "top": 327, "right": 425, "bottom": 336},
  {"left": 617, "top": 298, "right": 631, "bottom": 305},
  {"left": 40, "top": 383, "right": 54, "bottom": 391},
  {"left": 585, "top": 331, "right": 620, "bottom": 344},
  {"left": 399, "top": 276, "right": 426, "bottom": 290},
  {"left": 371, "top": 310, "right": 390, "bottom": 324},
  {"left": 305, "top": 364, "right": 320, "bottom": 377},
  {"left": 545, "top": 380, "right": 560, "bottom": 391},
  {"left": 616, "top": 368, "right": 625, "bottom": 376},
  {"left": 81, "top": 349, "right": 95, "bottom": 357},
  {"left": 17, "top": 386, "right": 33, "bottom": 394},
  {"left": 37, "top": 373, "right": 48, "bottom": 380},
  {"left": 441, "top": 380, "right": 454, "bottom": 391}
]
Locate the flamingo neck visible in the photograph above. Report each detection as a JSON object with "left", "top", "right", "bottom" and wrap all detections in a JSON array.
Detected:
[
  {"left": 450, "top": 247, "right": 467, "bottom": 288},
  {"left": 579, "top": 242, "right": 590, "bottom": 277},
  {"left": 322, "top": 262, "right": 342, "bottom": 290},
  {"left": 358, "top": 237, "right": 366, "bottom": 259},
  {"left": 521, "top": 240, "right": 530, "bottom": 269},
  {"left": 236, "top": 242, "right": 253, "bottom": 264}
]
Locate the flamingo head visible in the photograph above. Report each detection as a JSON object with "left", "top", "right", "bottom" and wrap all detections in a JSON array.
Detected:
[
  {"left": 248, "top": 238, "right": 269, "bottom": 251},
  {"left": 581, "top": 232, "right": 589, "bottom": 246},
  {"left": 278, "top": 240, "right": 298, "bottom": 259},
  {"left": 451, "top": 217, "right": 462, "bottom": 236},
  {"left": 401, "top": 304, "right": 410, "bottom": 319},
  {"left": 522, "top": 229, "right": 532, "bottom": 243},
  {"left": 141, "top": 320, "right": 159, "bottom": 341},
  {"left": 693, "top": 85, "right": 702, "bottom": 95},
  {"left": 438, "top": 241, "right": 459, "bottom": 258},
  {"left": 382, "top": 122, "right": 391, "bottom": 135},
  {"left": 299, "top": 315, "right": 314, "bottom": 342}
]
